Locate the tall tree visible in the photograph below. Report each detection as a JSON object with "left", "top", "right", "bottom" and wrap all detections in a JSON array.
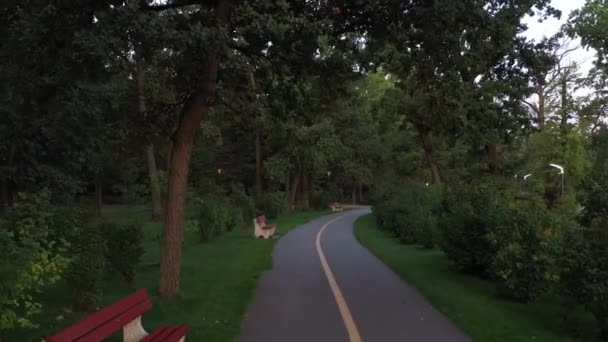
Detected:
[{"left": 154, "top": 0, "right": 232, "bottom": 298}]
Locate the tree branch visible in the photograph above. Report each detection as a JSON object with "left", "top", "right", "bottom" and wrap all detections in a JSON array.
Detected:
[
  {"left": 143, "top": 0, "right": 202, "bottom": 11},
  {"left": 521, "top": 99, "right": 539, "bottom": 114},
  {"left": 590, "top": 103, "right": 607, "bottom": 134}
]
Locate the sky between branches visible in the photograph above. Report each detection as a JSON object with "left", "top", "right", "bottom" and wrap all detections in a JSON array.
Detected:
[{"left": 522, "top": 0, "right": 596, "bottom": 81}]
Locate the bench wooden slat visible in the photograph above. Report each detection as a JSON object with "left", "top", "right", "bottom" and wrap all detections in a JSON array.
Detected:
[
  {"left": 142, "top": 325, "right": 190, "bottom": 342},
  {"left": 165, "top": 325, "right": 190, "bottom": 341},
  {"left": 76, "top": 300, "right": 153, "bottom": 342},
  {"left": 141, "top": 326, "right": 172, "bottom": 342},
  {"left": 46, "top": 289, "right": 151, "bottom": 342}
]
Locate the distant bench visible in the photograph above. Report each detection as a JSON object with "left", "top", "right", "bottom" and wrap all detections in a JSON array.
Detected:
[
  {"left": 46, "top": 289, "right": 190, "bottom": 342},
  {"left": 253, "top": 214, "right": 276, "bottom": 239},
  {"left": 330, "top": 202, "right": 343, "bottom": 213}
]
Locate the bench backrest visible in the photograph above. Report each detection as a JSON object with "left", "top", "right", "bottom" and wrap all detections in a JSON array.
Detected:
[
  {"left": 256, "top": 215, "right": 267, "bottom": 224},
  {"left": 47, "top": 289, "right": 153, "bottom": 342}
]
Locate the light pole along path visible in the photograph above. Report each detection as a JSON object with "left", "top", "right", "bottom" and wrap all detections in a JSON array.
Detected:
[{"left": 237, "top": 208, "right": 471, "bottom": 342}]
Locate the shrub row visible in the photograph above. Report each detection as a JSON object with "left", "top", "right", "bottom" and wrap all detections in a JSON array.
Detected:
[
  {"left": 257, "top": 191, "right": 286, "bottom": 219},
  {"left": 65, "top": 220, "right": 144, "bottom": 311},
  {"left": 0, "top": 192, "right": 73, "bottom": 330},
  {"left": 0, "top": 191, "right": 145, "bottom": 335},
  {"left": 190, "top": 184, "right": 258, "bottom": 242},
  {"left": 372, "top": 179, "right": 608, "bottom": 339},
  {"left": 191, "top": 196, "right": 243, "bottom": 242},
  {"left": 372, "top": 182, "right": 441, "bottom": 248}
]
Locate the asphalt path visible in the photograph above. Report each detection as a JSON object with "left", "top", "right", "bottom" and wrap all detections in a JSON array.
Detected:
[{"left": 237, "top": 208, "right": 471, "bottom": 342}]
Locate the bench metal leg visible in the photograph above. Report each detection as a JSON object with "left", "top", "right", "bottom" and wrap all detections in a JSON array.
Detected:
[{"left": 123, "top": 316, "right": 147, "bottom": 342}]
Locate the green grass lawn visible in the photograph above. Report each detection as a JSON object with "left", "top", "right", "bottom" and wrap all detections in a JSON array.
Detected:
[
  {"left": 9, "top": 206, "right": 327, "bottom": 342},
  {"left": 354, "top": 214, "right": 597, "bottom": 342}
]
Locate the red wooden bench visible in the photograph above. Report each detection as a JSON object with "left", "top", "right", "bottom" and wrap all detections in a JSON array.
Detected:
[
  {"left": 46, "top": 289, "right": 190, "bottom": 342},
  {"left": 253, "top": 214, "right": 276, "bottom": 239}
]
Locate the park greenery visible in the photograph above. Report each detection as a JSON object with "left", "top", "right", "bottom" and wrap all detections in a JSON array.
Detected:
[{"left": 1, "top": 0, "right": 607, "bottom": 341}]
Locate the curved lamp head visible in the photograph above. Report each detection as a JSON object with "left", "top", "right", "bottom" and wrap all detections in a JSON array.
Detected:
[
  {"left": 549, "top": 163, "right": 564, "bottom": 174},
  {"left": 524, "top": 174, "right": 532, "bottom": 180}
]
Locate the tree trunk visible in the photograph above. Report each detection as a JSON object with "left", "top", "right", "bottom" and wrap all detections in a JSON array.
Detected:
[
  {"left": 162, "top": 140, "right": 172, "bottom": 214},
  {"left": 0, "top": 180, "right": 7, "bottom": 209},
  {"left": 160, "top": 116, "right": 202, "bottom": 297},
  {"left": 136, "top": 51, "right": 163, "bottom": 221},
  {"left": 289, "top": 168, "right": 300, "bottom": 210},
  {"left": 308, "top": 175, "right": 316, "bottom": 207},
  {"left": 2, "top": 145, "right": 16, "bottom": 208},
  {"left": 538, "top": 85, "right": 545, "bottom": 130},
  {"left": 250, "top": 71, "right": 263, "bottom": 199},
  {"left": 255, "top": 131, "right": 262, "bottom": 198},
  {"left": 159, "top": 0, "right": 231, "bottom": 299},
  {"left": 418, "top": 129, "right": 441, "bottom": 184},
  {"left": 426, "top": 151, "right": 441, "bottom": 184},
  {"left": 284, "top": 170, "right": 290, "bottom": 210},
  {"left": 351, "top": 184, "right": 357, "bottom": 205},
  {"left": 301, "top": 171, "right": 309, "bottom": 210},
  {"left": 559, "top": 77, "right": 569, "bottom": 136},
  {"left": 486, "top": 143, "right": 500, "bottom": 175},
  {"left": 147, "top": 145, "right": 163, "bottom": 220},
  {"left": 166, "top": 141, "right": 173, "bottom": 170},
  {"left": 94, "top": 173, "right": 102, "bottom": 216},
  {"left": 358, "top": 182, "right": 363, "bottom": 204}
]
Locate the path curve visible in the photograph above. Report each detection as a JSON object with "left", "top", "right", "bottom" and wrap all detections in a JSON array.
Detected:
[{"left": 237, "top": 208, "right": 471, "bottom": 342}]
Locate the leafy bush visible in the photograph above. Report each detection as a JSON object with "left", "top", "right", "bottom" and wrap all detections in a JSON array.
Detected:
[
  {"left": 411, "top": 204, "right": 439, "bottom": 249},
  {"left": 258, "top": 191, "right": 286, "bottom": 219},
  {"left": 414, "top": 185, "right": 442, "bottom": 248},
  {"left": 439, "top": 181, "right": 506, "bottom": 276},
  {"left": 198, "top": 224, "right": 215, "bottom": 244},
  {"left": 561, "top": 219, "right": 608, "bottom": 340},
  {"left": 65, "top": 224, "right": 106, "bottom": 312},
  {"left": 372, "top": 182, "right": 441, "bottom": 247},
  {"left": 50, "top": 206, "right": 89, "bottom": 246},
  {"left": 124, "top": 183, "right": 150, "bottom": 204},
  {"left": 557, "top": 128, "right": 608, "bottom": 339},
  {"left": 192, "top": 196, "right": 229, "bottom": 242},
  {"left": 580, "top": 128, "right": 608, "bottom": 226},
  {"left": 489, "top": 203, "right": 561, "bottom": 302},
  {"left": 185, "top": 219, "right": 200, "bottom": 234},
  {"left": 229, "top": 183, "right": 255, "bottom": 225},
  {"left": 310, "top": 190, "right": 332, "bottom": 210},
  {"left": 102, "top": 221, "right": 144, "bottom": 283},
  {"left": 0, "top": 192, "right": 71, "bottom": 330},
  {"left": 371, "top": 184, "right": 408, "bottom": 236},
  {"left": 225, "top": 206, "right": 244, "bottom": 231}
]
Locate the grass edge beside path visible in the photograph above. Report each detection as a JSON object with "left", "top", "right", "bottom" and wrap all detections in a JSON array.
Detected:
[
  {"left": 13, "top": 208, "right": 328, "bottom": 342},
  {"left": 353, "top": 214, "right": 595, "bottom": 342}
]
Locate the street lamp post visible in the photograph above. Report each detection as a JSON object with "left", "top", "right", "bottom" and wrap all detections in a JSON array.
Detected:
[{"left": 549, "top": 163, "right": 564, "bottom": 197}]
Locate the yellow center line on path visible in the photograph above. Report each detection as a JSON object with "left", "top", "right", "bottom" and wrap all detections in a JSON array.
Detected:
[{"left": 315, "top": 214, "right": 363, "bottom": 342}]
